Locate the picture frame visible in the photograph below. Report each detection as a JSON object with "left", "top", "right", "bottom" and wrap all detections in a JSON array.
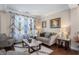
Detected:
[{"left": 50, "top": 18, "right": 61, "bottom": 28}]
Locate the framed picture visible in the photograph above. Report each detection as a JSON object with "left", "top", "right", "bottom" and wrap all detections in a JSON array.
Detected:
[
  {"left": 42, "top": 21, "right": 46, "bottom": 28},
  {"left": 50, "top": 18, "right": 61, "bottom": 28}
]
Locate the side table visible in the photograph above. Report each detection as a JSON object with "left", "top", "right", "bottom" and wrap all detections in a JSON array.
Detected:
[{"left": 56, "top": 39, "right": 71, "bottom": 50}]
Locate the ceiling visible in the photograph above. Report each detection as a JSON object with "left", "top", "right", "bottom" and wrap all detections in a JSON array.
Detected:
[{"left": 0, "top": 4, "right": 77, "bottom": 16}]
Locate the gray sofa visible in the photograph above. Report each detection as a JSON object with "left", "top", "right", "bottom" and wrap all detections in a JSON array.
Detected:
[
  {"left": 36, "top": 32, "right": 58, "bottom": 46},
  {"left": 0, "top": 33, "right": 15, "bottom": 48}
]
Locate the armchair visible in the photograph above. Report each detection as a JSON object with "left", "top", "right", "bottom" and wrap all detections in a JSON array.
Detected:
[{"left": 0, "top": 33, "right": 15, "bottom": 48}]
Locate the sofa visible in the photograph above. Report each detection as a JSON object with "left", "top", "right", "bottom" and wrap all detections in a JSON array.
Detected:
[
  {"left": 0, "top": 33, "right": 15, "bottom": 48},
  {"left": 36, "top": 32, "right": 58, "bottom": 46}
]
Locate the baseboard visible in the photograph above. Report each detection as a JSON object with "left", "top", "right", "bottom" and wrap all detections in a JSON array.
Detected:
[{"left": 70, "top": 46, "right": 79, "bottom": 51}]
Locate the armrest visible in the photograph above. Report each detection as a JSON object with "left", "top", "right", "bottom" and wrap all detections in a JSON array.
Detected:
[
  {"left": 49, "top": 34, "right": 58, "bottom": 43},
  {"left": 50, "top": 34, "right": 58, "bottom": 39},
  {"left": 6, "top": 39, "right": 15, "bottom": 45},
  {"left": 0, "top": 40, "right": 13, "bottom": 47}
]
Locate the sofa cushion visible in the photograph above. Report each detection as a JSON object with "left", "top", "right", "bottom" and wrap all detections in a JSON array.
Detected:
[
  {"left": 45, "top": 32, "right": 53, "bottom": 38},
  {"left": 52, "top": 32, "right": 57, "bottom": 35},
  {"left": 40, "top": 32, "right": 46, "bottom": 37},
  {"left": 36, "top": 37, "right": 49, "bottom": 44},
  {"left": 45, "top": 33, "right": 49, "bottom": 38}
]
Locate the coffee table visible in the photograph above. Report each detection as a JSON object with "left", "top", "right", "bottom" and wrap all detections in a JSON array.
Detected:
[{"left": 22, "top": 38, "right": 42, "bottom": 53}]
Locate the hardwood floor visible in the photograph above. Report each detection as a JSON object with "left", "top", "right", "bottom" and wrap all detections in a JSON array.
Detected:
[{"left": 43, "top": 44, "right": 79, "bottom": 55}]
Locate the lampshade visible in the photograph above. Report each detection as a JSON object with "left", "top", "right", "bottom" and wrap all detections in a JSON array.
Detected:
[{"left": 60, "top": 24, "right": 70, "bottom": 39}]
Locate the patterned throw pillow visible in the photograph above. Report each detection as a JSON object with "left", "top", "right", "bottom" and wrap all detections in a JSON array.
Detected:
[{"left": 45, "top": 32, "right": 51, "bottom": 38}]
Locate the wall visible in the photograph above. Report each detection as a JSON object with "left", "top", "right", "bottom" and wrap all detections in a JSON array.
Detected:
[
  {"left": 0, "top": 11, "right": 10, "bottom": 36},
  {"left": 42, "top": 9, "right": 71, "bottom": 33},
  {"left": 70, "top": 7, "right": 79, "bottom": 37},
  {"left": 70, "top": 7, "right": 79, "bottom": 50}
]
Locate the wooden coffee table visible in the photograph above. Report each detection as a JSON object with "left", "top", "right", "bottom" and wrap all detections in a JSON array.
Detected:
[{"left": 22, "top": 38, "right": 42, "bottom": 53}]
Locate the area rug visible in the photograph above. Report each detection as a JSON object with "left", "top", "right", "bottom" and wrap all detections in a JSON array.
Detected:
[
  {"left": 31, "top": 45, "right": 53, "bottom": 55},
  {"left": 7, "top": 44, "right": 53, "bottom": 55}
]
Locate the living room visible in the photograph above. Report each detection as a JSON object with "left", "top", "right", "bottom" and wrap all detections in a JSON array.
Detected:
[{"left": 0, "top": 4, "right": 79, "bottom": 55}]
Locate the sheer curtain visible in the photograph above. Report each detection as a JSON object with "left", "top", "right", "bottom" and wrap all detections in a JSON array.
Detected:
[{"left": 10, "top": 14, "right": 35, "bottom": 40}]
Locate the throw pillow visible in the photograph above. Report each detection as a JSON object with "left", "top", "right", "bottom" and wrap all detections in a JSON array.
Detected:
[
  {"left": 45, "top": 32, "right": 50, "bottom": 38},
  {"left": 0, "top": 34, "right": 7, "bottom": 40},
  {"left": 40, "top": 32, "right": 45, "bottom": 37}
]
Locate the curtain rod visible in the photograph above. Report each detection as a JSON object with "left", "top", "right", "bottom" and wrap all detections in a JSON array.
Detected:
[
  {"left": 8, "top": 10, "right": 35, "bottom": 18},
  {"left": 9, "top": 11, "right": 30, "bottom": 17}
]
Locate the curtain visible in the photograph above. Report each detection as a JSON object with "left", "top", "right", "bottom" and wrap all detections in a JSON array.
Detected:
[{"left": 10, "top": 14, "right": 35, "bottom": 40}]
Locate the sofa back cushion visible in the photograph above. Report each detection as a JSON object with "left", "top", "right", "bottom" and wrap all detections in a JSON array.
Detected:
[
  {"left": 40, "top": 32, "right": 57, "bottom": 38},
  {"left": 45, "top": 32, "right": 53, "bottom": 38},
  {"left": 40, "top": 32, "right": 46, "bottom": 37}
]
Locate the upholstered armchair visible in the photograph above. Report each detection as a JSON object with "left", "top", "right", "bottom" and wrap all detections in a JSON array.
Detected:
[{"left": 0, "top": 33, "right": 15, "bottom": 48}]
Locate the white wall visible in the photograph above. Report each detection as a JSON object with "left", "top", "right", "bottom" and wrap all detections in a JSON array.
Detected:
[
  {"left": 0, "top": 11, "right": 10, "bottom": 36},
  {"left": 70, "top": 7, "right": 79, "bottom": 37},
  {"left": 42, "top": 9, "right": 71, "bottom": 33},
  {"left": 70, "top": 7, "right": 79, "bottom": 50}
]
